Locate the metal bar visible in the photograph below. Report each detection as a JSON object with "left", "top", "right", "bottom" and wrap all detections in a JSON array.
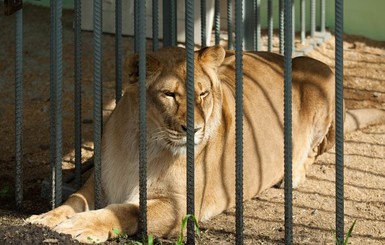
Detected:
[
  {"left": 335, "top": 0, "right": 344, "bottom": 243},
  {"left": 284, "top": 0, "right": 293, "bottom": 243},
  {"left": 185, "top": 0, "right": 195, "bottom": 243},
  {"left": 162, "top": 0, "right": 177, "bottom": 47},
  {"left": 15, "top": 8, "right": 23, "bottom": 209},
  {"left": 115, "top": 0, "right": 122, "bottom": 103},
  {"left": 267, "top": 0, "right": 273, "bottom": 52},
  {"left": 152, "top": 0, "right": 159, "bottom": 50},
  {"left": 310, "top": 0, "right": 315, "bottom": 38},
  {"left": 243, "top": 0, "right": 254, "bottom": 50},
  {"left": 300, "top": 0, "right": 306, "bottom": 45},
  {"left": 137, "top": 0, "right": 148, "bottom": 238},
  {"left": 93, "top": 0, "right": 103, "bottom": 209},
  {"left": 74, "top": 0, "right": 82, "bottom": 189},
  {"left": 50, "top": 0, "right": 63, "bottom": 208},
  {"left": 292, "top": 0, "right": 295, "bottom": 52},
  {"left": 201, "top": 0, "right": 206, "bottom": 47},
  {"left": 227, "top": 0, "right": 233, "bottom": 49},
  {"left": 320, "top": 0, "right": 326, "bottom": 32},
  {"left": 235, "top": 0, "right": 243, "bottom": 244},
  {"left": 279, "top": 0, "right": 284, "bottom": 54},
  {"left": 255, "top": 0, "right": 261, "bottom": 51},
  {"left": 214, "top": 0, "right": 220, "bottom": 45}
]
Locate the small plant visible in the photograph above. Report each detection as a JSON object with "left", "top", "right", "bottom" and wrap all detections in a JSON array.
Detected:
[
  {"left": 176, "top": 214, "right": 201, "bottom": 245},
  {"left": 335, "top": 220, "right": 356, "bottom": 245}
]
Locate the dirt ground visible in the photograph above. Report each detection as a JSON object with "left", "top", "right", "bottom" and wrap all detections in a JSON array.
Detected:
[{"left": 1, "top": 4, "right": 385, "bottom": 245}]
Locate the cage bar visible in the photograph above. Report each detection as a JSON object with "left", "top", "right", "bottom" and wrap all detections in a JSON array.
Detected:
[
  {"left": 284, "top": 0, "right": 293, "bottom": 243},
  {"left": 214, "top": 0, "right": 220, "bottom": 45},
  {"left": 152, "top": 0, "right": 159, "bottom": 50},
  {"left": 255, "top": 0, "right": 261, "bottom": 51},
  {"left": 310, "top": 0, "right": 315, "bottom": 38},
  {"left": 93, "top": 0, "right": 103, "bottom": 209},
  {"left": 163, "top": 0, "right": 177, "bottom": 47},
  {"left": 235, "top": 0, "right": 244, "bottom": 244},
  {"left": 201, "top": 0, "right": 207, "bottom": 47},
  {"left": 15, "top": 8, "right": 23, "bottom": 209},
  {"left": 335, "top": 0, "right": 344, "bottom": 243},
  {"left": 74, "top": 0, "right": 82, "bottom": 189},
  {"left": 115, "top": 0, "right": 122, "bottom": 103},
  {"left": 185, "top": 0, "right": 195, "bottom": 243},
  {"left": 300, "top": 0, "right": 305, "bottom": 44},
  {"left": 320, "top": 0, "right": 326, "bottom": 33},
  {"left": 267, "top": 0, "right": 273, "bottom": 52},
  {"left": 279, "top": 0, "right": 284, "bottom": 54},
  {"left": 227, "top": 0, "right": 233, "bottom": 49},
  {"left": 49, "top": 0, "right": 63, "bottom": 208}
]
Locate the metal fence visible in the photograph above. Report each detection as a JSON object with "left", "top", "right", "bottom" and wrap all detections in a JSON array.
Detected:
[{"left": 7, "top": 0, "right": 344, "bottom": 244}]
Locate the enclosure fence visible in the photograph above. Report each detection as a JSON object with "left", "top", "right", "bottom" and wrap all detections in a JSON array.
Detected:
[{"left": 6, "top": 0, "right": 344, "bottom": 244}]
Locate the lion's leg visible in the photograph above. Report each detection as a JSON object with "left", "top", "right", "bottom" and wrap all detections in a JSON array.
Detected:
[
  {"left": 28, "top": 172, "right": 95, "bottom": 228},
  {"left": 53, "top": 198, "right": 183, "bottom": 243}
]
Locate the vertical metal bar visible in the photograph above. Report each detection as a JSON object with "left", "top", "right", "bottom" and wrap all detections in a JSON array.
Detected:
[
  {"left": 267, "top": 0, "right": 273, "bottom": 52},
  {"left": 310, "top": 0, "right": 315, "bottom": 38},
  {"left": 320, "top": 0, "right": 326, "bottom": 33},
  {"left": 214, "top": 0, "right": 220, "bottom": 45},
  {"left": 134, "top": 0, "right": 138, "bottom": 52},
  {"left": 201, "top": 0, "right": 207, "bottom": 47},
  {"left": 93, "top": 0, "right": 103, "bottom": 209},
  {"left": 243, "top": 0, "right": 254, "bottom": 50},
  {"left": 279, "top": 0, "right": 284, "bottom": 54},
  {"left": 235, "top": 0, "right": 244, "bottom": 244},
  {"left": 227, "top": 0, "right": 233, "bottom": 49},
  {"left": 255, "top": 0, "right": 261, "bottom": 51},
  {"left": 162, "top": 0, "right": 177, "bottom": 47},
  {"left": 185, "top": 0, "right": 195, "bottom": 243},
  {"left": 115, "top": 0, "right": 122, "bottom": 103},
  {"left": 284, "top": 0, "right": 293, "bottom": 243},
  {"left": 15, "top": 8, "right": 23, "bottom": 209},
  {"left": 292, "top": 0, "right": 295, "bottom": 52},
  {"left": 50, "top": 0, "right": 63, "bottom": 208},
  {"left": 335, "top": 0, "right": 344, "bottom": 243},
  {"left": 137, "top": 0, "right": 148, "bottom": 238},
  {"left": 152, "top": 0, "right": 159, "bottom": 51},
  {"left": 300, "top": 0, "right": 306, "bottom": 45},
  {"left": 74, "top": 0, "right": 82, "bottom": 189}
]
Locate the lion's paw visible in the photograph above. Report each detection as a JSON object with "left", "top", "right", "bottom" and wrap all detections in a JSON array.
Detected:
[{"left": 26, "top": 206, "right": 75, "bottom": 228}]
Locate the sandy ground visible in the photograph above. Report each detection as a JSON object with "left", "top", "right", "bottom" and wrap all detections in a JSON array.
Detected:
[{"left": 1, "top": 4, "right": 385, "bottom": 245}]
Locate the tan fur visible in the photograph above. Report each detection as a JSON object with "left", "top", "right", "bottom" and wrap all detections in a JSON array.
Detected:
[{"left": 28, "top": 46, "right": 385, "bottom": 243}]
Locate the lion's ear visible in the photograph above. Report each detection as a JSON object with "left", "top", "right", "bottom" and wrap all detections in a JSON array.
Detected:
[
  {"left": 198, "top": 46, "right": 226, "bottom": 68},
  {"left": 125, "top": 53, "right": 160, "bottom": 84}
]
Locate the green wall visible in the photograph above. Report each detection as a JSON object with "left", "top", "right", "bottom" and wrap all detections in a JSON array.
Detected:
[{"left": 25, "top": 0, "right": 385, "bottom": 41}]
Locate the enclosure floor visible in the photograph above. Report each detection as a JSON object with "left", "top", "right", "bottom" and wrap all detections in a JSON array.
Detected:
[{"left": 1, "top": 3, "right": 385, "bottom": 245}]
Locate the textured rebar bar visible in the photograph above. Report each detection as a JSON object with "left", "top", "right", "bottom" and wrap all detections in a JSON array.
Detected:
[
  {"left": 137, "top": 0, "right": 148, "bottom": 238},
  {"left": 200, "top": 0, "right": 206, "bottom": 47},
  {"left": 162, "top": 0, "right": 176, "bottom": 47},
  {"left": 74, "top": 0, "right": 82, "bottom": 189},
  {"left": 300, "top": 0, "right": 305, "bottom": 45},
  {"left": 284, "top": 0, "right": 293, "bottom": 243},
  {"left": 320, "top": 0, "right": 326, "bottom": 33},
  {"left": 152, "top": 0, "right": 159, "bottom": 50},
  {"left": 279, "top": 0, "right": 284, "bottom": 54},
  {"left": 243, "top": 0, "right": 254, "bottom": 51},
  {"left": 310, "top": 0, "right": 315, "bottom": 38},
  {"left": 267, "top": 0, "right": 273, "bottom": 52},
  {"left": 185, "top": 1, "right": 195, "bottom": 243},
  {"left": 235, "top": 0, "right": 243, "bottom": 244},
  {"left": 292, "top": 0, "right": 295, "bottom": 52},
  {"left": 335, "top": 0, "right": 344, "bottom": 243},
  {"left": 15, "top": 8, "right": 23, "bottom": 209},
  {"left": 255, "top": 0, "right": 261, "bottom": 51},
  {"left": 115, "top": 0, "right": 122, "bottom": 103},
  {"left": 214, "top": 0, "right": 220, "bottom": 45},
  {"left": 49, "top": 0, "right": 63, "bottom": 209},
  {"left": 93, "top": 0, "right": 103, "bottom": 209},
  {"left": 227, "top": 0, "right": 233, "bottom": 49}
]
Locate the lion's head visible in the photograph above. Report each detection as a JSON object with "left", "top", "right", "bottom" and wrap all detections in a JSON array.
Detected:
[{"left": 126, "top": 46, "right": 226, "bottom": 155}]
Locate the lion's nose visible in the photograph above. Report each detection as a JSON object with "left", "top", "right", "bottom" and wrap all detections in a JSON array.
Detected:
[{"left": 181, "top": 125, "right": 201, "bottom": 133}]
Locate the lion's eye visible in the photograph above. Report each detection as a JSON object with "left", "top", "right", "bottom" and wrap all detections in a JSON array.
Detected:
[
  {"left": 200, "top": 91, "right": 209, "bottom": 98},
  {"left": 164, "top": 91, "right": 176, "bottom": 98}
]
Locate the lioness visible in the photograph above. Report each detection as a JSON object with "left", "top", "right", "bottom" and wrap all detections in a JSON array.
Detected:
[{"left": 29, "top": 46, "right": 385, "bottom": 243}]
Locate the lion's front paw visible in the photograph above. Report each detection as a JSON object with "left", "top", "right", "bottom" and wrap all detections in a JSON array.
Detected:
[
  {"left": 26, "top": 205, "right": 75, "bottom": 228},
  {"left": 54, "top": 210, "right": 114, "bottom": 244}
]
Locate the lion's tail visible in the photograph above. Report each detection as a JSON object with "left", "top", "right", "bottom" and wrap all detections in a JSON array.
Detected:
[{"left": 344, "top": 108, "right": 385, "bottom": 133}]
